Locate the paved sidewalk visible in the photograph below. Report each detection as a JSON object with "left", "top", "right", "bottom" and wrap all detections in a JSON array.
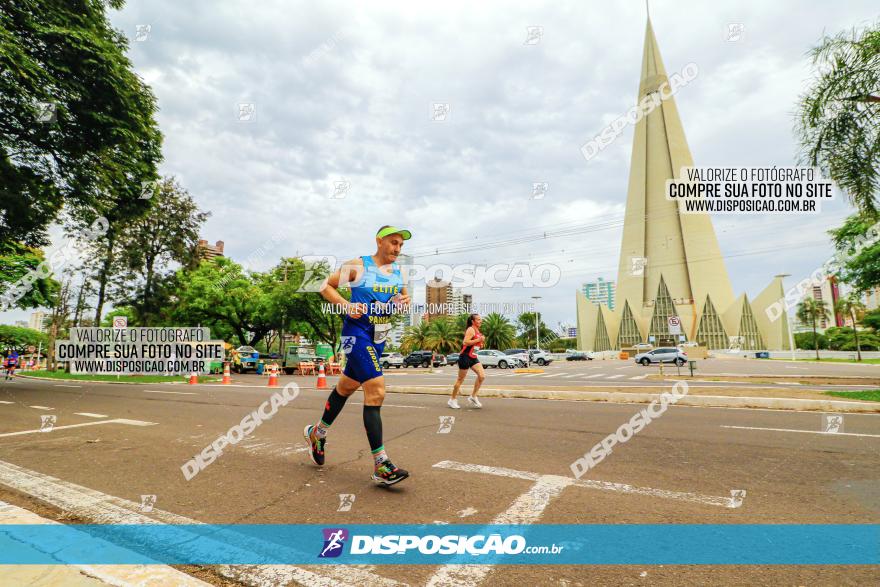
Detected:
[{"left": 0, "top": 501, "right": 210, "bottom": 587}]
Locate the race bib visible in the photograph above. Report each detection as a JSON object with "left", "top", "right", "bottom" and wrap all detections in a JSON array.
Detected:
[{"left": 373, "top": 323, "right": 392, "bottom": 344}]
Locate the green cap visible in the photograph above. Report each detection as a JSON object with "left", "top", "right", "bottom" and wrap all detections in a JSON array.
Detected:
[{"left": 376, "top": 225, "right": 412, "bottom": 240}]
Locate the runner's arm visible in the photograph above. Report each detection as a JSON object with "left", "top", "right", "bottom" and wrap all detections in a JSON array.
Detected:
[
  {"left": 320, "top": 258, "right": 365, "bottom": 317},
  {"left": 462, "top": 326, "right": 480, "bottom": 346}
]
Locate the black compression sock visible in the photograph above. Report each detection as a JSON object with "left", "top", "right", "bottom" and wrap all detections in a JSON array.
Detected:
[{"left": 363, "top": 405, "right": 384, "bottom": 452}]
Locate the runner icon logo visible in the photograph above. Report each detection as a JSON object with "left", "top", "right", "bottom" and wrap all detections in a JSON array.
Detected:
[
  {"left": 319, "top": 528, "right": 349, "bottom": 558},
  {"left": 338, "top": 494, "right": 356, "bottom": 512},
  {"left": 140, "top": 494, "right": 157, "bottom": 513},
  {"left": 822, "top": 415, "right": 844, "bottom": 434},
  {"left": 341, "top": 336, "right": 356, "bottom": 354},
  {"left": 437, "top": 416, "right": 455, "bottom": 434},
  {"left": 40, "top": 415, "right": 56, "bottom": 433}
]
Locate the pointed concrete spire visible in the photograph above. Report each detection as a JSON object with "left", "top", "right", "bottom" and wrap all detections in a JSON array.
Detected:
[{"left": 613, "top": 15, "right": 735, "bottom": 342}]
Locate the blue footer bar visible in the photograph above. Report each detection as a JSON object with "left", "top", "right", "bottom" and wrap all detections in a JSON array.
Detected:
[{"left": 0, "top": 524, "right": 877, "bottom": 565}]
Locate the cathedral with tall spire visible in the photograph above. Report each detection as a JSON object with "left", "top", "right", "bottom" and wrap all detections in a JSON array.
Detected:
[{"left": 576, "top": 17, "right": 791, "bottom": 351}]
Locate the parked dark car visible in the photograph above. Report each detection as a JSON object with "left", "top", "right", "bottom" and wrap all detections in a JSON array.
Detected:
[
  {"left": 403, "top": 350, "right": 445, "bottom": 368},
  {"left": 566, "top": 352, "right": 592, "bottom": 361},
  {"left": 447, "top": 352, "right": 460, "bottom": 364}
]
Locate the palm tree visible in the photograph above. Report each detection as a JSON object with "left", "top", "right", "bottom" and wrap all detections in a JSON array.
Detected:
[
  {"left": 481, "top": 312, "right": 517, "bottom": 350},
  {"left": 835, "top": 294, "right": 866, "bottom": 361},
  {"left": 797, "top": 297, "right": 831, "bottom": 360},
  {"left": 426, "top": 317, "right": 461, "bottom": 354},
  {"left": 400, "top": 321, "right": 432, "bottom": 354},
  {"left": 797, "top": 21, "right": 880, "bottom": 215}
]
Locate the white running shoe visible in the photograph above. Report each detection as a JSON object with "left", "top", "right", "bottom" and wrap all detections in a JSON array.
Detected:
[
  {"left": 468, "top": 396, "right": 482, "bottom": 408},
  {"left": 447, "top": 398, "right": 461, "bottom": 409}
]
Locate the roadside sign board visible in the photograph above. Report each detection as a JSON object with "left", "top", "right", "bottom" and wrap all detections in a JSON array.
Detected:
[
  {"left": 668, "top": 316, "right": 682, "bottom": 335},
  {"left": 113, "top": 316, "right": 128, "bottom": 329}
]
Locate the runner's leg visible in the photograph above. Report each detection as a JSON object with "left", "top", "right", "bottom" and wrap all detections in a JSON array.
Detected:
[
  {"left": 304, "top": 373, "right": 360, "bottom": 466},
  {"left": 470, "top": 363, "right": 486, "bottom": 397},
  {"left": 363, "top": 374, "right": 409, "bottom": 484},
  {"left": 451, "top": 368, "right": 467, "bottom": 399}
]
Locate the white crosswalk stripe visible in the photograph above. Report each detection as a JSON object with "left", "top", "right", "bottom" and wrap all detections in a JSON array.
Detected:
[{"left": 606, "top": 374, "right": 625, "bottom": 379}]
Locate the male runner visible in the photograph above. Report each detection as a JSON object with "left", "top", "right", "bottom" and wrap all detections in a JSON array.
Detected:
[
  {"left": 304, "top": 226, "right": 412, "bottom": 485},
  {"left": 4, "top": 349, "right": 19, "bottom": 380}
]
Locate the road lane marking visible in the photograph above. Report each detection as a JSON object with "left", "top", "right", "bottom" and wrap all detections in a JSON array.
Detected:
[
  {"left": 143, "top": 389, "right": 196, "bottom": 395},
  {"left": 432, "top": 461, "right": 738, "bottom": 508},
  {"left": 586, "top": 373, "right": 605, "bottom": 379},
  {"left": 428, "top": 460, "right": 736, "bottom": 586},
  {"left": 54, "top": 384, "right": 81, "bottom": 388},
  {"left": 606, "top": 374, "right": 625, "bottom": 379},
  {"left": 74, "top": 413, "right": 108, "bottom": 419},
  {"left": 0, "top": 500, "right": 212, "bottom": 586},
  {"left": 630, "top": 375, "right": 648, "bottom": 380},
  {"left": 427, "top": 468, "right": 572, "bottom": 586},
  {"left": 563, "top": 374, "right": 581, "bottom": 378},
  {"left": 0, "top": 418, "right": 156, "bottom": 438},
  {"left": 0, "top": 401, "right": 14, "bottom": 404},
  {"left": 29, "top": 405, "right": 53, "bottom": 410},
  {"left": 721, "top": 425, "right": 880, "bottom": 438},
  {"left": 0, "top": 459, "right": 405, "bottom": 587}
]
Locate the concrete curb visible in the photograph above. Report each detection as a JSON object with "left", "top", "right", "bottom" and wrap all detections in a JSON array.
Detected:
[{"left": 385, "top": 386, "right": 880, "bottom": 413}]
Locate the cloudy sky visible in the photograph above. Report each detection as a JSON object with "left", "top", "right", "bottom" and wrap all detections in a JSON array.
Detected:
[{"left": 4, "top": 0, "right": 879, "bottom": 330}]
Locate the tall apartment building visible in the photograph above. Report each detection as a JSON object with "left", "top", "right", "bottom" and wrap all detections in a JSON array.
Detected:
[
  {"left": 425, "top": 277, "right": 472, "bottom": 321},
  {"left": 196, "top": 239, "right": 225, "bottom": 261},
  {"left": 793, "top": 276, "right": 841, "bottom": 332},
  {"left": 28, "top": 311, "right": 47, "bottom": 333}
]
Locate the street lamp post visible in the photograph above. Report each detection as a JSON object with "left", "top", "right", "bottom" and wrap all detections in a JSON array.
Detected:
[
  {"left": 775, "top": 274, "right": 797, "bottom": 361},
  {"left": 531, "top": 296, "right": 542, "bottom": 351}
]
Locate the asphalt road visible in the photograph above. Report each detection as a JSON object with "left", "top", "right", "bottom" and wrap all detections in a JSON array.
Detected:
[{"left": 1, "top": 376, "right": 878, "bottom": 586}]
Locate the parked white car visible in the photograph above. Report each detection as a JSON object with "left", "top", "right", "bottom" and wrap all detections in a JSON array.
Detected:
[
  {"left": 477, "top": 349, "right": 517, "bottom": 369},
  {"left": 528, "top": 349, "right": 554, "bottom": 366},
  {"left": 380, "top": 352, "right": 403, "bottom": 368},
  {"left": 634, "top": 347, "right": 688, "bottom": 366}
]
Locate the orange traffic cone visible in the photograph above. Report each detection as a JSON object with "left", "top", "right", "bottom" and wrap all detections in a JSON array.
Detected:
[
  {"left": 316, "top": 362, "right": 328, "bottom": 389},
  {"left": 188, "top": 371, "right": 198, "bottom": 385},
  {"left": 267, "top": 363, "right": 279, "bottom": 387},
  {"left": 222, "top": 362, "right": 231, "bottom": 385}
]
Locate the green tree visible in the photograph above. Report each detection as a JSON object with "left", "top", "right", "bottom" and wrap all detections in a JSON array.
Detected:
[
  {"left": 481, "top": 312, "right": 516, "bottom": 351},
  {"left": 426, "top": 317, "right": 461, "bottom": 354},
  {"left": 0, "top": 0, "right": 162, "bottom": 248},
  {"left": 264, "top": 257, "right": 344, "bottom": 356},
  {"left": 794, "top": 331, "right": 827, "bottom": 351},
  {"left": 401, "top": 322, "right": 432, "bottom": 354},
  {"left": 0, "top": 324, "right": 48, "bottom": 351},
  {"left": 834, "top": 294, "right": 866, "bottom": 360},
  {"left": 171, "top": 257, "right": 274, "bottom": 346},
  {"left": 515, "top": 312, "right": 554, "bottom": 348},
  {"left": 100, "top": 306, "right": 138, "bottom": 328},
  {"left": 797, "top": 21, "right": 880, "bottom": 215},
  {"left": 861, "top": 307, "right": 880, "bottom": 330},
  {"left": 0, "top": 241, "right": 59, "bottom": 310},
  {"left": 829, "top": 215, "right": 880, "bottom": 293},
  {"left": 797, "top": 297, "right": 831, "bottom": 359},
  {"left": 116, "top": 177, "right": 209, "bottom": 324}
]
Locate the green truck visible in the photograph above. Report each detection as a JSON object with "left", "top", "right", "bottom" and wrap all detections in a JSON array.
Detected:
[{"left": 280, "top": 344, "right": 322, "bottom": 375}]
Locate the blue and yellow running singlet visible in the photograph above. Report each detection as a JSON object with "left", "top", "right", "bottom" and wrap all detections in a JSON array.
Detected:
[{"left": 341, "top": 256, "right": 403, "bottom": 383}]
